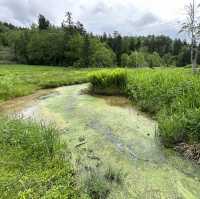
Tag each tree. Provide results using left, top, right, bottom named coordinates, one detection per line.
left=145, top=52, right=162, bottom=68
left=180, top=0, right=200, bottom=73
left=121, top=53, right=129, bottom=67
left=93, top=46, right=115, bottom=67
left=38, top=14, right=50, bottom=30
left=81, top=35, right=93, bottom=67
left=163, top=53, right=174, bottom=67
left=173, top=39, right=183, bottom=55
left=129, top=51, right=145, bottom=68
left=64, top=33, right=83, bottom=66
left=176, top=46, right=191, bottom=67
left=112, top=31, right=123, bottom=66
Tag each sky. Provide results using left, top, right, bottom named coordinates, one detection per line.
left=0, top=0, right=191, bottom=38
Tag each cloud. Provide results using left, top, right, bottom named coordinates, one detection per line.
left=130, top=13, right=160, bottom=28
left=0, top=0, right=187, bottom=37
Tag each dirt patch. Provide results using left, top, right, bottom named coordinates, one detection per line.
left=0, top=89, right=55, bottom=115
left=175, top=143, right=200, bottom=164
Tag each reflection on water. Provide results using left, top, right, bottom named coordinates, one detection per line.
left=2, top=84, right=200, bottom=199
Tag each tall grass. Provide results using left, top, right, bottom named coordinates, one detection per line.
left=0, top=117, right=81, bottom=198
left=89, top=69, right=127, bottom=95
left=127, top=68, right=200, bottom=146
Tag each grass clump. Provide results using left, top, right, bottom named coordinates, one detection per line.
left=89, top=69, right=127, bottom=95
left=104, top=166, right=124, bottom=184
left=126, top=68, right=200, bottom=146
left=0, top=117, right=81, bottom=198
left=83, top=171, right=110, bottom=199
left=82, top=166, right=124, bottom=199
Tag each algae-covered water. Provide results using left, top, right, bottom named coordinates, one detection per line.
left=4, top=84, right=200, bottom=198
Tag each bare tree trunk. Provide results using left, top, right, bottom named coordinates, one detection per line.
left=191, top=45, right=198, bottom=74
left=191, top=0, right=198, bottom=74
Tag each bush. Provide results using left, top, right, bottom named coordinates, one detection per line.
left=89, top=69, right=127, bottom=95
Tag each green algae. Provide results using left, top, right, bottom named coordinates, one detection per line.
left=7, top=84, right=200, bottom=199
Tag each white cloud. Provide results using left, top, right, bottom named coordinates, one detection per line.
left=0, top=0, right=191, bottom=37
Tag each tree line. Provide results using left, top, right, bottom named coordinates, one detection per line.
left=0, top=12, right=195, bottom=67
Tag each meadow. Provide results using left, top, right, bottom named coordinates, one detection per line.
left=1, top=64, right=200, bottom=198
left=0, top=65, right=101, bottom=102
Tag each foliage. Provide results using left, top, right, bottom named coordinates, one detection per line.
left=89, top=69, right=127, bottom=92
left=81, top=35, right=93, bottom=67
left=27, top=31, right=65, bottom=65
left=146, top=52, right=162, bottom=68
left=126, top=68, right=200, bottom=146
left=93, top=45, right=115, bottom=67
left=176, top=46, right=191, bottom=67
left=121, top=53, right=129, bottom=67
left=38, top=14, right=50, bottom=30
left=0, top=117, right=80, bottom=198
left=0, top=11, right=193, bottom=68
left=128, top=51, right=145, bottom=67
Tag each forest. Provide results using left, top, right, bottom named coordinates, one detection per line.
left=0, top=12, right=192, bottom=67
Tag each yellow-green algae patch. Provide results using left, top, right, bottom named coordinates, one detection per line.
left=8, top=84, right=200, bottom=198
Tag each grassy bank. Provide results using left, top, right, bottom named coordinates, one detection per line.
left=90, top=68, right=200, bottom=147
left=0, top=64, right=100, bottom=102
left=0, top=117, right=83, bottom=198
left=126, top=68, right=200, bottom=146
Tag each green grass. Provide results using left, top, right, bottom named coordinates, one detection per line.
left=89, top=69, right=127, bottom=95
left=0, top=64, right=100, bottom=102
left=126, top=68, right=200, bottom=146
left=0, top=117, right=82, bottom=198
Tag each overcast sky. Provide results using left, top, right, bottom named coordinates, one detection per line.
left=0, top=0, right=191, bottom=37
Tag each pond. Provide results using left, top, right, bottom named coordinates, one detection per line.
left=2, top=84, right=200, bottom=199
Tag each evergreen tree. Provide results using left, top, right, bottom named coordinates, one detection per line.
left=38, top=14, right=50, bottom=30
left=81, top=35, right=92, bottom=67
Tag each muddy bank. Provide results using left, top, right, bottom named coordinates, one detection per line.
left=175, top=143, right=200, bottom=164
left=0, top=89, right=57, bottom=115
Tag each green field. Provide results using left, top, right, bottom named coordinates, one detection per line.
left=1, top=64, right=200, bottom=198
left=0, top=64, right=101, bottom=102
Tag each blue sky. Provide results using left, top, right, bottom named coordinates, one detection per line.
left=0, top=0, right=190, bottom=38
